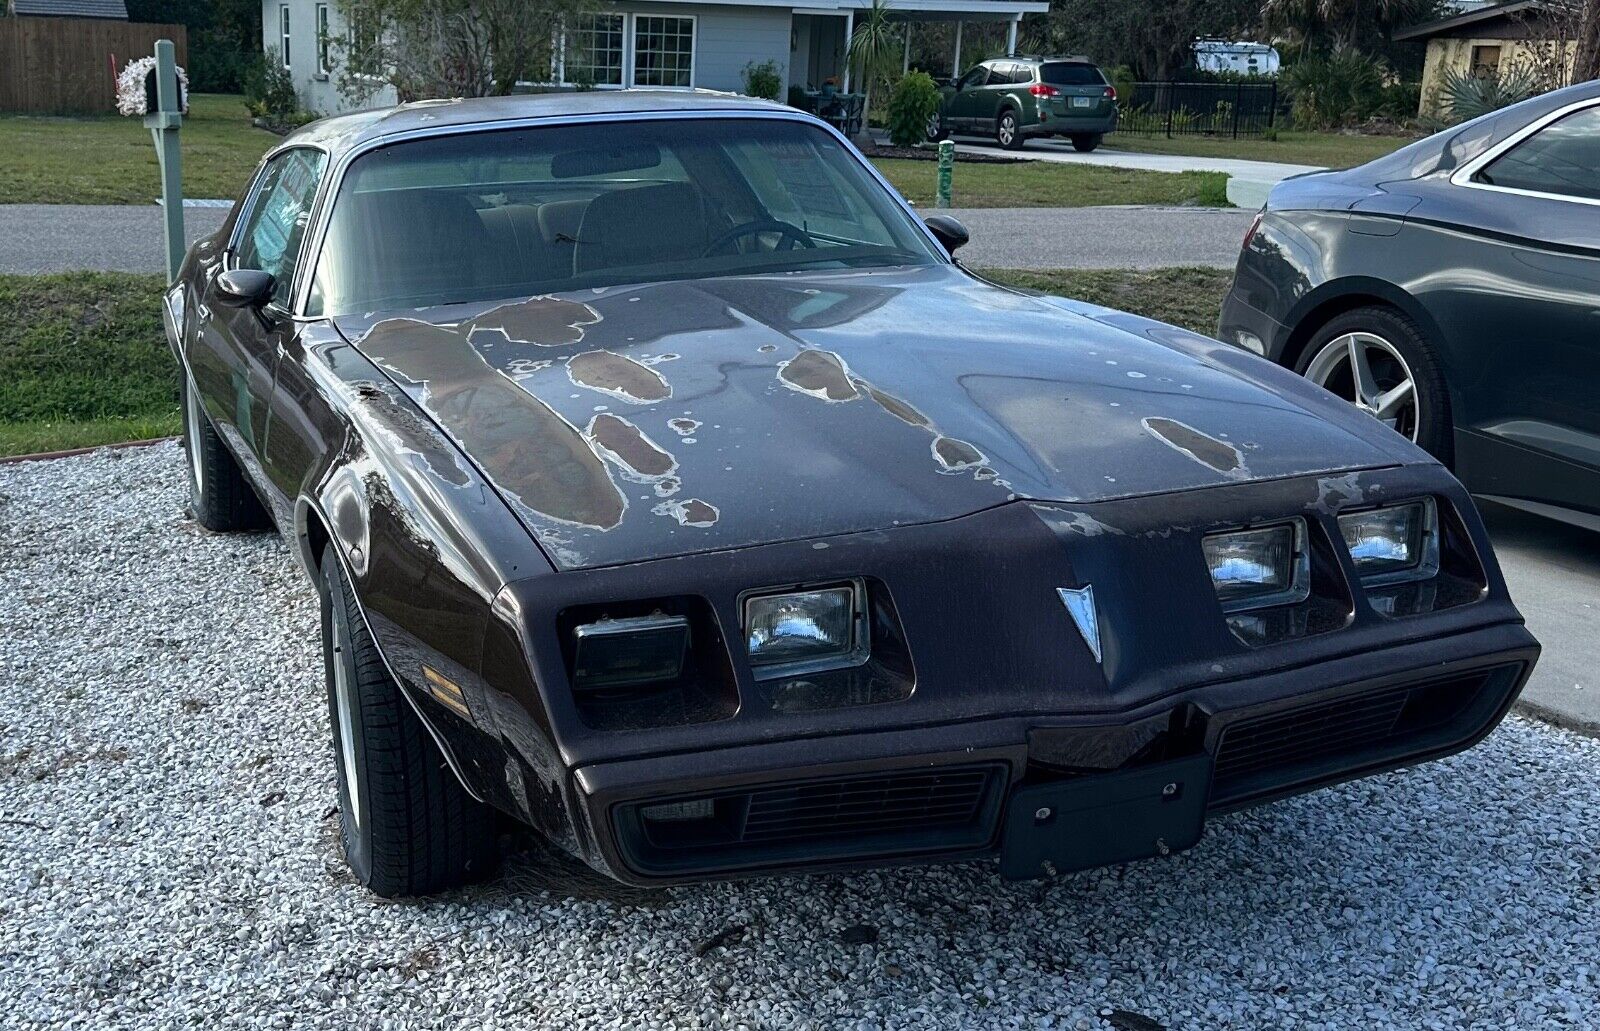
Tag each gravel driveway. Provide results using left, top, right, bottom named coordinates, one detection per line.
left=3, top=443, right=1597, bottom=1030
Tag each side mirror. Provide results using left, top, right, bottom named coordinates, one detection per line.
left=215, top=268, right=276, bottom=309
left=923, top=214, right=969, bottom=256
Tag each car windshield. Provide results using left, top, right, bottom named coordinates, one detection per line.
left=307, top=117, right=942, bottom=315
left=1039, top=63, right=1104, bottom=86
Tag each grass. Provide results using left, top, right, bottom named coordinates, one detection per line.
left=0, top=273, right=177, bottom=458
left=976, top=266, right=1231, bottom=336
left=1101, top=129, right=1414, bottom=170
left=0, top=93, right=276, bottom=205
left=0, top=267, right=1235, bottom=458
left=873, top=159, right=1231, bottom=208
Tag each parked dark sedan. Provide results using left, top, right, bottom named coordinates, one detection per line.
left=1219, top=80, right=1600, bottom=533
left=166, top=91, right=1536, bottom=897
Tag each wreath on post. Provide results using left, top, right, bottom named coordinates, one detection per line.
left=116, top=56, right=190, bottom=116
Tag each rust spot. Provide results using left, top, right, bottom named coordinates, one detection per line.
left=586, top=414, right=676, bottom=480
left=464, top=296, right=600, bottom=346
left=357, top=319, right=626, bottom=529
left=758, top=344, right=778, bottom=354
left=866, top=386, right=930, bottom=428
left=1141, top=417, right=1247, bottom=478
left=569, top=350, right=671, bottom=403
left=653, top=498, right=719, bottom=527
left=778, top=349, right=859, bottom=402
left=668, top=418, right=701, bottom=436
left=932, top=435, right=985, bottom=472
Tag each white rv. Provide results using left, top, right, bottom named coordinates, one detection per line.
left=1192, top=39, right=1281, bottom=77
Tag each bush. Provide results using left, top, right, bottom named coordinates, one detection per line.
left=1107, top=64, right=1137, bottom=107
left=886, top=71, right=941, bottom=147
left=243, top=48, right=301, bottom=119
left=1282, top=50, right=1386, bottom=130
left=741, top=60, right=782, bottom=101
left=1438, top=64, right=1540, bottom=123
left=1376, top=81, right=1422, bottom=120
left=787, top=84, right=809, bottom=109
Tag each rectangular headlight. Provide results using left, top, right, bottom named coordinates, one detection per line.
left=1202, top=520, right=1309, bottom=612
left=1338, top=499, right=1436, bottom=582
left=744, top=582, right=864, bottom=676
left=572, top=613, right=689, bottom=691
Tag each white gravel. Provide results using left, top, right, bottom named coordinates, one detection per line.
left=2, top=441, right=1598, bottom=1030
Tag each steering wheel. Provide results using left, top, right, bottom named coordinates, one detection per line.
left=703, top=219, right=817, bottom=257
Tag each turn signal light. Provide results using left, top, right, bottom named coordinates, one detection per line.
left=572, top=613, right=689, bottom=691
left=1104, top=86, right=1117, bottom=100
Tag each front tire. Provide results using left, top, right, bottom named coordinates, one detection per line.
left=1071, top=133, right=1102, bottom=152
left=996, top=109, right=1025, bottom=150
left=181, top=372, right=270, bottom=532
left=926, top=111, right=948, bottom=143
left=1296, top=306, right=1452, bottom=464
left=321, top=543, right=499, bottom=897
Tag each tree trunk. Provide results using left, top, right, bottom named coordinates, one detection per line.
left=1576, top=0, right=1600, bottom=82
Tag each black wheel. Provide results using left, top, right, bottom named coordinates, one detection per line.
left=996, top=109, right=1025, bottom=150
left=181, top=372, right=270, bottom=532
left=1071, top=133, right=1102, bottom=153
left=1296, top=306, right=1453, bottom=464
left=321, top=543, right=499, bottom=897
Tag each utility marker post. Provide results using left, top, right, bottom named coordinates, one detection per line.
left=936, top=140, right=954, bottom=209
left=144, top=40, right=185, bottom=284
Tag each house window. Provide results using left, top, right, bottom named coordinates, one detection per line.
left=568, top=13, right=625, bottom=87
left=315, top=4, right=331, bottom=76
left=1470, top=45, right=1501, bottom=79
left=347, top=11, right=381, bottom=78
left=279, top=5, right=292, bottom=69
left=632, top=15, right=694, bottom=88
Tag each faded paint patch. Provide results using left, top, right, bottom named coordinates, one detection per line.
left=653, top=498, right=719, bottom=527
left=465, top=295, right=601, bottom=346
left=1315, top=471, right=1374, bottom=513
left=932, top=435, right=985, bottom=473
left=778, top=349, right=860, bottom=402
left=586, top=414, right=677, bottom=481
left=668, top=418, right=701, bottom=436
left=1142, top=417, right=1248, bottom=479
left=358, top=318, right=626, bottom=529
left=865, top=386, right=931, bottom=428
left=568, top=350, right=671, bottom=404
left=654, top=475, right=682, bottom=497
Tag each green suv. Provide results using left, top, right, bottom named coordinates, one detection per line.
left=932, top=56, right=1118, bottom=152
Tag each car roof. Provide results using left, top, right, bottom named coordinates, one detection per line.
left=1001, top=55, right=1094, bottom=65
left=279, top=89, right=793, bottom=159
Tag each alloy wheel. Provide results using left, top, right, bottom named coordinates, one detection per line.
left=1304, top=331, right=1420, bottom=442
left=330, top=625, right=364, bottom=833
left=998, top=113, right=1015, bottom=147
left=926, top=112, right=941, bottom=142
left=184, top=377, right=205, bottom=495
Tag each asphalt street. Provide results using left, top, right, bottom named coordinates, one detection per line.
left=0, top=202, right=1253, bottom=274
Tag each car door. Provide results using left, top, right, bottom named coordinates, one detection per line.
left=188, top=146, right=327, bottom=467
left=949, top=64, right=991, bottom=130
left=971, top=62, right=1012, bottom=129
left=1429, top=98, right=1600, bottom=518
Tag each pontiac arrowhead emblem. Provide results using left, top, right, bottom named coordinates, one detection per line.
left=1057, top=585, right=1101, bottom=663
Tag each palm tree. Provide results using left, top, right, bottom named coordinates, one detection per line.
left=846, top=0, right=901, bottom=144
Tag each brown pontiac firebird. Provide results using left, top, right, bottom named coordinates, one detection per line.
left=165, top=91, right=1538, bottom=896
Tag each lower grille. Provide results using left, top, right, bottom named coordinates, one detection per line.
left=615, top=764, right=1006, bottom=876
left=1211, top=667, right=1513, bottom=805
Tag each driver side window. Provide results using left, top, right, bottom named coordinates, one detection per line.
left=958, top=65, right=989, bottom=90
left=234, top=148, right=327, bottom=306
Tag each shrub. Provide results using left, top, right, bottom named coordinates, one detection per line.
left=243, top=48, right=301, bottom=119
left=1376, top=81, right=1422, bottom=120
left=886, top=71, right=941, bottom=147
left=741, top=60, right=782, bottom=101
left=1438, top=64, right=1540, bottom=123
left=1107, top=64, right=1137, bottom=106
left=1282, top=49, right=1386, bottom=130
left=787, top=84, right=809, bottom=109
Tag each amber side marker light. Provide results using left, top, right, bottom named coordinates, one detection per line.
left=422, top=666, right=471, bottom=718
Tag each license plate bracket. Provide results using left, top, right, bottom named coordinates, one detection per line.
left=1071, top=96, right=1094, bottom=108
left=998, top=755, right=1211, bottom=880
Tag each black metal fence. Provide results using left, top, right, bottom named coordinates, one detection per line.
left=1118, top=81, right=1278, bottom=139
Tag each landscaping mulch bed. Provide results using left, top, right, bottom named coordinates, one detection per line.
left=863, top=142, right=1028, bottom=164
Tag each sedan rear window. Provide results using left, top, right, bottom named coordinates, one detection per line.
left=1039, top=63, right=1105, bottom=86
left=307, top=118, right=941, bottom=316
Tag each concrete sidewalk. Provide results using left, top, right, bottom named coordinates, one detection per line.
left=947, top=136, right=1324, bottom=183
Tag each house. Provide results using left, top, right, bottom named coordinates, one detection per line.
left=262, top=0, right=1046, bottom=115
left=6, top=0, right=128, bottom=16
left=1396, top=0, right=1579, bottom=118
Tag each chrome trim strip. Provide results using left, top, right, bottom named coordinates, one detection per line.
left=1449, top=96, right=1600, bottom=209
left=288, top=105, right=953, bottom=316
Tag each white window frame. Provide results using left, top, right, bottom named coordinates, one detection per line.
left=279, top=5, right=292, bottom=69
left=315, top=3, right=332, bottom=77
left=629, top=13, right=697, bottom=90
left=565, top=12, right=627, bottom=88
left=1450, top=97, right=1600, bottom=209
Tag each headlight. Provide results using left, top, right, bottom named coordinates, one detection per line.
left=572, top=613, right=689, bottom=691
left=1338, top=499, right=1437, bottom=583
left=1201, top=520, right=1309, bottom=612
left=743, top=581, right=866, bottom=677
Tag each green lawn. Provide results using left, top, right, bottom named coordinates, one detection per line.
left=0, top=273, right=178, bottom=457
left=877, top=158, right=1231, bottom=208
left=0, top=93, right=276, bottom=205
left=1101, top=130, right=1414, bottom=170
left=0, top=267, right=1236, bottom=458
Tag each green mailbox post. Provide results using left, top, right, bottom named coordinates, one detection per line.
left=142, top=40, right=185, bottom=285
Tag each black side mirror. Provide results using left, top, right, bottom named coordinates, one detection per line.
left=215, top=268, right=276, bottom=309
left=923, top=214, right=970, bottom=257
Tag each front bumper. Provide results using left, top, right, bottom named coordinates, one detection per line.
left=573, top=622, right=1535, bottom=885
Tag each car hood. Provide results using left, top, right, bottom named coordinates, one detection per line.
left=336, top=264, right=1412, bottom=570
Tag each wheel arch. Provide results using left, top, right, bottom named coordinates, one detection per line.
left=1278, top=277, right=1446, bottom=377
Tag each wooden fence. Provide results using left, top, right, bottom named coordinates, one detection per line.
left=0, top=17, right=188, bottom=115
